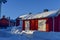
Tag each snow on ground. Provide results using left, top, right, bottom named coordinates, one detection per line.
left=32, top=31, right=60, bottom=40
left=0, top=27, right=60, bottom=40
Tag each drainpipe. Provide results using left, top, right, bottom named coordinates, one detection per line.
left=52, top=17, right=54, bottom=32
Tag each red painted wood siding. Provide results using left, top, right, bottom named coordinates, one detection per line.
left=0, top=18, right=9, bottom=27
left=22, top=18, right=55, bottom=32
left=30, top=19, right=38, bottom=30
left=30, top=19, right=35, bottom=30
left=46, top=18, right=53, bottom=32
left=54, top=17, right=59, bottom=32
left=54, top=14, right=60, bottom=32
left=34, top=19, right=38, bottom=30
left=58, top=15, right=60, bottom=31
left=46, top=18, right=49, bottom=32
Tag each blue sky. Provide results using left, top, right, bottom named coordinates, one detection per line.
left=1, top=0, right=60, bottom=19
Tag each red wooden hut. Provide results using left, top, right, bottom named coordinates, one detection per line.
left=20, top=9, right=60, bottom=32
left=0, top=16, right=9, bottom=28
left=0, top=15, right=20, bottom=28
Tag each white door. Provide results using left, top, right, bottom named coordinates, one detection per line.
left=25, top=21, right=30, bottom=31
left=38, top=20, right=46, bottom=31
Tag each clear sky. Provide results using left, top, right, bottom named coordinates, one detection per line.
left=1, top=0, right=60, bottom=19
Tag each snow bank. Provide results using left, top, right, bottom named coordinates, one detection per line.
left=0, top=29, right=60, bottom=40
left=0, top=30, right=28, bottom=40
left=32, top=31, right=60, bottom=40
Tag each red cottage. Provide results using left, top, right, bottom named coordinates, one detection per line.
left=0, top=16, right=9, bottom=28
left=20, top=9, right=60, bottom=32
left=0, top=15, right=20, bottom=28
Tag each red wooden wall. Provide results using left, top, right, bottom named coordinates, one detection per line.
left=34, top=19, right=38, bottom=30
left=54, top=14, right=60, bottom=32
left=22, top=18, right=50, bottom=32
left=0, top=18, right=9, bottom=27
left=30, top=19, right=35, bottom=30
left=46, top=18, right=53, bottom=32
left=22, top=14, right=60, bottom=32
left=30, top=19, right=38, bottom=30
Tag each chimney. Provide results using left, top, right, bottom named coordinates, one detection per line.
left=29, top=12, right=32, bottom=15
left=43, top=9, right=49, bottom=12
left=2, top=15, right=5, bottom=18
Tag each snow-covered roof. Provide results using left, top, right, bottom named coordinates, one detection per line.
left=19, top=14, right=28, bottom=18
left=19, top=14, right=33, bottom=19
left=30, top=11, right=57, bottom=19
left=19, top=10, right=60, bottom=20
